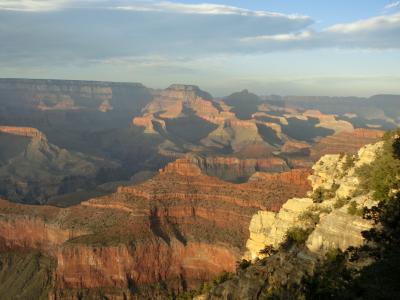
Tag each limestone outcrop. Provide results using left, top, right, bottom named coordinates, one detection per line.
left=246, top=141, right=383, bottom=260
left=306, top=199, right=374, bottom=253
left=245, top=198, right=314, bottom=260
left=309, top=140, right=383, bottom=198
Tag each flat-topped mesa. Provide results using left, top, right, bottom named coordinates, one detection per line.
left=0, top=78, right=145, bottom=92
left=0, top=78, right=150, bottom=113
left=0, top=126, right=47, bottom=140
left=191, top=155, right=289, bottom=179
left=159, top=156, right=203, bottom=176
left=166, top=84, right=213, bottom=101
left=153, top=84, right=219, bottom=117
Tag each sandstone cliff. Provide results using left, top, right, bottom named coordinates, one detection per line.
left=162, top=155, right=290, bottom=182
left=0, top=157, right=310, bottom=299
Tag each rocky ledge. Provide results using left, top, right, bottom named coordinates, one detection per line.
left=246, top=140, right=382, bottom=259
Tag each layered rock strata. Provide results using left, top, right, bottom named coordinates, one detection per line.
left=0, top=158, right=310, bottom=298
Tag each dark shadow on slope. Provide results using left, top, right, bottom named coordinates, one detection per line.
left=282, top=117, right=334, bottom=142
left=150, top=207, right=171, bottom=245
left=163, top=107, right=218, bottom=144
left=336, top=115, right=396, bottom=130
left=223, top=90, right=261, bottom=120
left=256, top=124, right=282, bottom=146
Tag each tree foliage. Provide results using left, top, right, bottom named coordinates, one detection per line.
left=303, top=130, right=400, bottom=299
left=356, top=130, right=400, bottom=201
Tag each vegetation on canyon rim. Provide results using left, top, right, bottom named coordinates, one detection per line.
left=183, top=129, right=400, bottom=299
left=285, top=129, right=400, bottom=299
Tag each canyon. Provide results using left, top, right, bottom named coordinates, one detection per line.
left=0, top=79, right=397, bottom=299
left=0, top=79, right=388, bottom=206
left=0, top=158, right=310, bottom=298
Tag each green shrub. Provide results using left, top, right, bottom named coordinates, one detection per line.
left=342, top=154, right=355, bottom=173
left=318, top=206, right=333, bottom=214
left=393, top=136, right=400, bottom=159
left=286, top=227, right=311, bottom=245
left=325, top=248, right=343, bottom=262
left=347, top=201, right=364, bottom=216
left=299, top=210, right=320, bottom=226
left=356, top=130, right=400, bottom=202
left=236, top=259, right=251, bottom=271
left=195, top=270, right=235, bottom=296
left=259, top=245, right=277, bottom=257
left=311, top=187, right=325, bottom=203
left=312, top=185, right=339, bottom=203
left=334, top=197, right=349, bottom=209
left=175, top=290, right=197, bottom=300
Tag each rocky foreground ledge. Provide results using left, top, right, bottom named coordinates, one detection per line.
left=246, top=141, right=382, bottom=260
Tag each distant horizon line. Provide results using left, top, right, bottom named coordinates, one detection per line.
left=0, top=77, right=398, bottom=99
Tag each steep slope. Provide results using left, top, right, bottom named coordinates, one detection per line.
left=0, top=158, right=310, bottom=299
left=0, top=127, right=117, bottom=204
left=0, top=79, right=153, bottom=162
left=222, top=89, right=261, bottom=120
left=182, top=155, right=289, bottom=182
left=0, top=251, right=54, bottom=300
left=133, top=85, right=279, bottom=161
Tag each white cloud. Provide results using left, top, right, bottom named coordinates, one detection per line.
left=385, top=1, right=400, bottom=10
left=1, top=0, right=400, bottom=71
left=0, top=0, right=309, bottom=21
left=240, top=12, right=400, bottom=51
left=0, top=0, right=67, bottom=11
left=325, top=13, right=400, bottom=33
left=114, top=1, right=308, bottom=19
left=241, top=31, right=312, bottom=42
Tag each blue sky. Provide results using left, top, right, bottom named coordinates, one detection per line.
left=1, top=0, right=400, bottom=96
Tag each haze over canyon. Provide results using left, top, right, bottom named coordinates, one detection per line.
left=0, top=78, right=398, bottom=299
left=1, top=0, right=400, bottom=299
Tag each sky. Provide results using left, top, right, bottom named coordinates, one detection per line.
left=1, top=0, right=400, bottom=96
